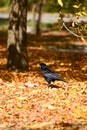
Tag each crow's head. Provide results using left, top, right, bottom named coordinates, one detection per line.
left=40, top=63, right=47, bottom=70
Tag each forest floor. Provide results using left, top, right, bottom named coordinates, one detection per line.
left=0, top=31, right=87, bottom=130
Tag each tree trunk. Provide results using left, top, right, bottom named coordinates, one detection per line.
left=7, top=0, right=29, bottom=72
left=31, top=3, right=37, bottom=34
left=36, top=0, right=44, bottom=34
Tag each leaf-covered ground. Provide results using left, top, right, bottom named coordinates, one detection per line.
left=0, top=31, right=87, bottom=130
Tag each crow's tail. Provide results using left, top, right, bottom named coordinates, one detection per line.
left=58, top=77, right=68, bottom=83
left=62, top=79, right=68, bottom=83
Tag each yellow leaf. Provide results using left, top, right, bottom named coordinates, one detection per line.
left=60, top=63, right=64, bottom=66
left=84, top=107, right=87, bottom=112
left=41, top=103, right=56, bottom=110
left=82, top=11, right=87, bottom=16
left=72, top=21, right=75, bottom=27
left=82, top=65, right=87, bottom=71
left=73, top=4, right=81, bottom=8
left=81, top=36, right=85, bottom=42
left=47, top=105, right=57, bottom=110
left=58, top=0, right=63, bottom=7
left=74, top=107, right=87, bottom=119
left=17, top=101, right=22, bottom=108
left=74, top=107, right=83, bottom=118
left=18, top=96, right=27, bottom=101
left=75, top=12, right=82, bottom=16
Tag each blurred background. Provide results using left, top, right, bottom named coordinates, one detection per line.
left=0, top=0, right=87, bottom=35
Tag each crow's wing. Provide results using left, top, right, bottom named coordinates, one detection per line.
left=42, top=69, right=58, bottom=79
left=42, top=67, right=55, bottom=73
left=42, top=69, right=66, bottom=81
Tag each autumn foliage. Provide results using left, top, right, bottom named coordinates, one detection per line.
left=0, top=31, right=87, bottom=130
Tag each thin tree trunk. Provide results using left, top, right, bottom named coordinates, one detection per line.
left=7, top=0, right=29, bottom=72
left=31, top=3, right=37, bottom=34
left=36, top=0, right=44, bottom=34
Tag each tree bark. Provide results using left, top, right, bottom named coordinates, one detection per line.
left=7, top=0, right=29, bottom=72
left=31, top=3, right=37, bottom=34
left=36, top=0, right=44, bottom=34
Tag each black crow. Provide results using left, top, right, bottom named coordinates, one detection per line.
left=40, top=63, right=67, bottom=85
